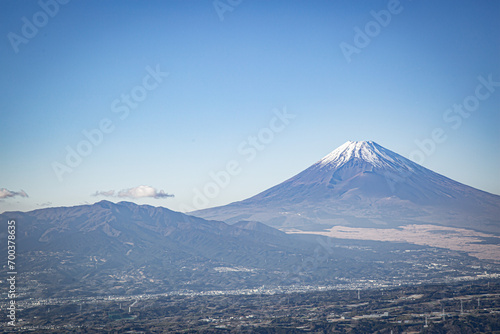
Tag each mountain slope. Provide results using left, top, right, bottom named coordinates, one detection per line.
left=193, top=141, right=500, bottom=234
left=3, top=200, right=302, bottom=263
left=1, top=201, right=325, bottom=297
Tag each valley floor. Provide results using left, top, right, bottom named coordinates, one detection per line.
left=286, top=224, right=500, bottom=262
left=1, top=279, right=499, bottom=333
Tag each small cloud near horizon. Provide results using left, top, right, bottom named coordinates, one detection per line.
left=0, top=188, right=29, bottom=199
left=93, top=185, right=174, bottom=199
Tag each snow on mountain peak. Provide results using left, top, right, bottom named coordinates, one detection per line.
left=318, top=141, right=398, bottom=169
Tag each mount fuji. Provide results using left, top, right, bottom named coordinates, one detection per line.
left=193, top=141, right=500, bottom=235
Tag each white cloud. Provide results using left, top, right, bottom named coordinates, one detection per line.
left=93, top=185, right=174, bottom=199
left=0, top=188, right=28, bottom=199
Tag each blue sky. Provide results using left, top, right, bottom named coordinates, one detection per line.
left=1, top=0, right=499, bottom=213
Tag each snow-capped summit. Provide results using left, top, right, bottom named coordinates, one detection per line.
left=319, top=141, right=398, bottom=169
left=193, top=141, right=500, bottom=234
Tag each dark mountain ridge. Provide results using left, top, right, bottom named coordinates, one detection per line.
left=0, top=200, right=339, bottom=297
